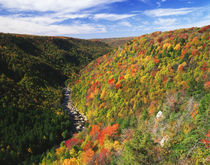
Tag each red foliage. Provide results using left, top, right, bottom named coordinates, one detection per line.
left=83, top=141, right=92, bottom=151
left=200, top=62, right=207, bottom=71
left=138, top=51, right=142, bottom=56
left=65, top=138, right=82, bottom=149
left=108, top=78, right=115, bottom=84
left=157, top=37, right=163, bottom=43
left=198, top=25, right=210, bottom=33
left=170, top=36, right=174, bottom=40
left=98, top=124, right=119, bottom=145
left=178, top=65, right=184, bottom=71
left=205, top=131, right=210, bottom=138
left=96, top=58, right=100, bottom=64
left=162, top=77, right=168, bottom=83
left=180, top=33, right=188, bottom=39
left=200, top=131, right=210, bottom=147
left=154, top=57, right=159, bottom=64
left=75, top=79, right=80, bottom=85
left=200, top=139, right=210, bottom=147
left=131, top=69, right=136, bottom=74
left=119, top=76, right=124, bottom=80
left=207, top=36, right=210, bottom=40
left=97, top=148, right=108, bottom=165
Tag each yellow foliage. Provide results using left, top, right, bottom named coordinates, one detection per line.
left=62, top=158, right=78, bottom=165
left=70, top=148, right=77, bottom=157
left=140, top=76, right=147, bottom=84
left=174, top=43, right=181, bottom=50
left=143, top=97, right=147, bottom=104
left=27, top=147, right=32, bottom=153
left=183, top=123, right=192, bottom=135
left=113, top=141, right=121, bottom=151
left=56, top=147, right=66, bottom=156
left=163, top=43, right=172, bottom=50
left=99, top=102, right=105, bottom=109
left=124, top=73, right=130, bottom=80
left=181, top=61, right=187, bottom=67
left=56, top=111, right=64, bottom=116
left=100, top=90, right=106, bottom=100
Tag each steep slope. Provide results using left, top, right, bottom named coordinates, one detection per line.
left=43, top=25, right=210, bottom=164
left=0, top=33, right=111, bottom=164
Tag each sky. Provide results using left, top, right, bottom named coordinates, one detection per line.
left=0, top=0, right=209, bottom=39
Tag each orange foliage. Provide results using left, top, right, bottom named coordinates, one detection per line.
left=82, top=148, right=94, bottom=163
left=98, top=124, right=119, bottom=145
left=90, top=125, right=100, bottom=137
left=204, top=81, right=210, bottom=90
left=115, top=82, right=121, bottom=90
left=180, top=49, right=187, bottom=59
left=162, top=77, right=168, bottom=83
left=192, top=49, right=199, bottom=56
left=149, top=102, right=156, bottom=116
left=200, top=139, right=210, bottom=147
left=178, top=64, right=184, bottom=71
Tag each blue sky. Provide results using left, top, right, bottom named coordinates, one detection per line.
left=0, top=0, right=209, bottom=39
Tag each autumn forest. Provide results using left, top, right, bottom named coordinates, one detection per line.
left=0, top=25, right=209, bottom=164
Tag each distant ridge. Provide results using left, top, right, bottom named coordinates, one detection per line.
left=90, top=36, right=135, bottom=48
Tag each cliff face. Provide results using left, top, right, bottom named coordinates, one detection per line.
left=42, top=25, right=209, bottom=164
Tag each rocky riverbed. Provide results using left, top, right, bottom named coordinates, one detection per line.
left=62, top=87, right=87, bottom=133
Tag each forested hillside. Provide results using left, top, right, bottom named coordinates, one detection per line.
left=91, top=37, right=135, bottom=48
left=42, top=25, right=210, bottom=164
left=0, top=33, right=111, bottom=164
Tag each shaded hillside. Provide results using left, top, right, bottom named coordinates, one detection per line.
left=43, top=25, right=210, bottom=164
left=0, top=33, right=111, bottom=164
left=91, top=37, right=135, bottom=48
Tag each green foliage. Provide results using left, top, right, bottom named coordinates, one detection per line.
left=0, top=33, right=111, bottom=164
left=121, top=130, right=155, bottom=165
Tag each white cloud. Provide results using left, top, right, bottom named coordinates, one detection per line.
left=93, top=13, right=135, bottom=21
left=153, top=16, right=210, bottom=31
left=0, top=0, right=124, bottom=12
left=2, top=13, right=91, bottom=27
left=119, top=21, right=132, bottom=27
left=161, top=0, right=166, bottom=2
left=0, top=15, right=106, bottom=35
left=154, top=18, right=177, bottom=26
left=144, top=8, right=197, bottom=17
